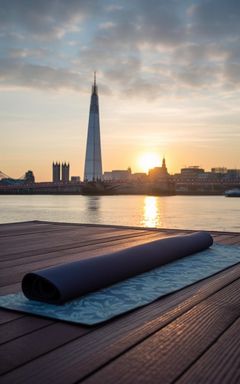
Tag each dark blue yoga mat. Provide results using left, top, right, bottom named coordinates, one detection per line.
left=0, top=243, right=239, bottom=325
left=21, top=232, right=213, bottom=304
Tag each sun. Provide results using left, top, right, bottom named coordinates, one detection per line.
left=138, top=153, right=161, bottom=173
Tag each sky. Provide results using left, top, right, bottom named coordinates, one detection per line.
left=0, top=0, right=240, bottom=181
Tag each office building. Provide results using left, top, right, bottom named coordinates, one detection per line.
left=84, top=73, right=103, bottom=181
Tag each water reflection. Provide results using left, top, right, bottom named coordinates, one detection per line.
left=142, top=196, right=160, bottom=228
left=87, top=196, right=100, bottom=211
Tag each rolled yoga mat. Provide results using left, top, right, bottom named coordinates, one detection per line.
left=22, top=231, right=213, bottom=304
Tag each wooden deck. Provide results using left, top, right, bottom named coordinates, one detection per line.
left=0, top=221, right=239, bottom=384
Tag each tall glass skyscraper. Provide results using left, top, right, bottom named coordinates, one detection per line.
left=84, top=73, right=103, bottom=181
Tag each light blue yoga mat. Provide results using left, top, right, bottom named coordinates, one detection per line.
left=0, top=243, right=239, bottom=325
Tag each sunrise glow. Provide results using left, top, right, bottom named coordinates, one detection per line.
left=138, top=153, right=161, bottom=173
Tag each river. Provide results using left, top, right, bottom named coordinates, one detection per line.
left=0, top=195, right=239, bottom=232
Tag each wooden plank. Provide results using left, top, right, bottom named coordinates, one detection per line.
left=0, top=322, right=92, bottom=376
left=0, top=230, right=165, bottom=267
left=0, top=222, right=86, bottom=237
left=0, top=316, right=53, bottom=345
left=0, top=221, right=45, bottom=231
left=176, top=318, right=240, bottom=384
left=214, top=237, right=240, bottom=245
left=0, top=224, right=87, bottom=238
left=223, top=237, right=240, bottom=245
left=0, top=283, right=21, bottom=295
left=0, top=229, right=154, bottom=262
left=0, top=227, right=151, bottom=258
left=0, top=225, right=144, bottom=246
left=0, top=221, right=120, bottom=233
left=212, top=234, right=239, bottom=243
left=79, top=279, right=240, bottom=384
left=0, top=271, right=239, bottom=383
left=0, top=310, right=24, bottom=325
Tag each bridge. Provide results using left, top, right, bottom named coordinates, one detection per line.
left=0, top=171, right=26, bottom=181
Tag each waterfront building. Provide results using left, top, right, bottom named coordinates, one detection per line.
left=52, top=162, right=61, bottom=182
left=71, top=176, right=81, bottom=182
left=148, top=157, right=169, bottom=180
left=62, top=163, right=70, bottom=183
left=84, top=72, right=103, bottom=181
left=131, top=173, right=148, bottom=182
left=24, top=170, right=35, bottom=183
left=180, top=166, right=204, bottom=177
left=103, top=168, right=132, bottom=181
left=211, top=167, right=228, bottom=174
left=226, top=169, right=240, bottom=179
left=148, top=158, right=174, bottom=195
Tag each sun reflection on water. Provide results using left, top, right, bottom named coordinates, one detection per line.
left=142, top=196, right=161, bottom=228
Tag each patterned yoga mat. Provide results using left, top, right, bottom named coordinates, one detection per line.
left=0, top=243, right=239, bottom=325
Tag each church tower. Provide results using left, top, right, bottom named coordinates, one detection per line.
left=162, top=157, right=167, bottom=172
left=84, top=72, right=103, bottom=181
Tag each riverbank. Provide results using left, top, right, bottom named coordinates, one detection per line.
left=1, top=180, right=239, bottom=195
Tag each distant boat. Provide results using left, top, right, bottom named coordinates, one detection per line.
left=224, top=188, right=240, bottom=197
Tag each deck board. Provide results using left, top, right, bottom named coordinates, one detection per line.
left=0, top=221, right=239, bottom=383
left=176, top=318, right=240, bottom=384
left=80, top=280, right=240, bottom=384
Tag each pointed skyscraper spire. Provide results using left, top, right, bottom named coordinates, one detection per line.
left=94, top=71, right=96, bottom=86
left=84, top=73, right=103, bottom=181
left=92, top=71, right=97, bottom=94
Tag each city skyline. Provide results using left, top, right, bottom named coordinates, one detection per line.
left=1, top=1, right=240, bottom=181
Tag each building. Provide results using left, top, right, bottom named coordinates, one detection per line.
left=180, top=166, right=204, bottom=177
left=71, top=176, right=81, bottom=182
left=84, top=72, right=103, bottom=181
left=148, top=157, right=169, bottom=180
left=131, top=173, right=148, bottom=182
left=103, top=168, right=132, bottom=181
left=148, top=158, right=174, bottom=195
left=211, top=167, right=228, bottom=174
left=62, top=163, right=70, bottom=183
left=52, top=162, right=61, bottom=182
left=24, top=170, right=35, bottom=183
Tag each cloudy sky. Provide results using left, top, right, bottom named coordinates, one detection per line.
left=1, top=0, right=240, bottom=181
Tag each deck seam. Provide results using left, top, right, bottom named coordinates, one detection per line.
left=0, top=321, right=55, bottom=347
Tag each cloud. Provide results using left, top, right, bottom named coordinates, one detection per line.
left=0, top=59, right=82, bottom=90
left=224, top=62, right=240, bottom=85
left=0, top=0, right=239, bottom=97
left=0, top=57, right=113, bottom=95
left=191, top=0, right=240, bottom=40
left=0, top=0, right=102, bottom=39
left=176, top=64, right=220, bottom=88
left=8, top=48, right=49, bottom=59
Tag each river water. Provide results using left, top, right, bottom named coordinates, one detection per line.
left=0, top=195, right=239, bottom=232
